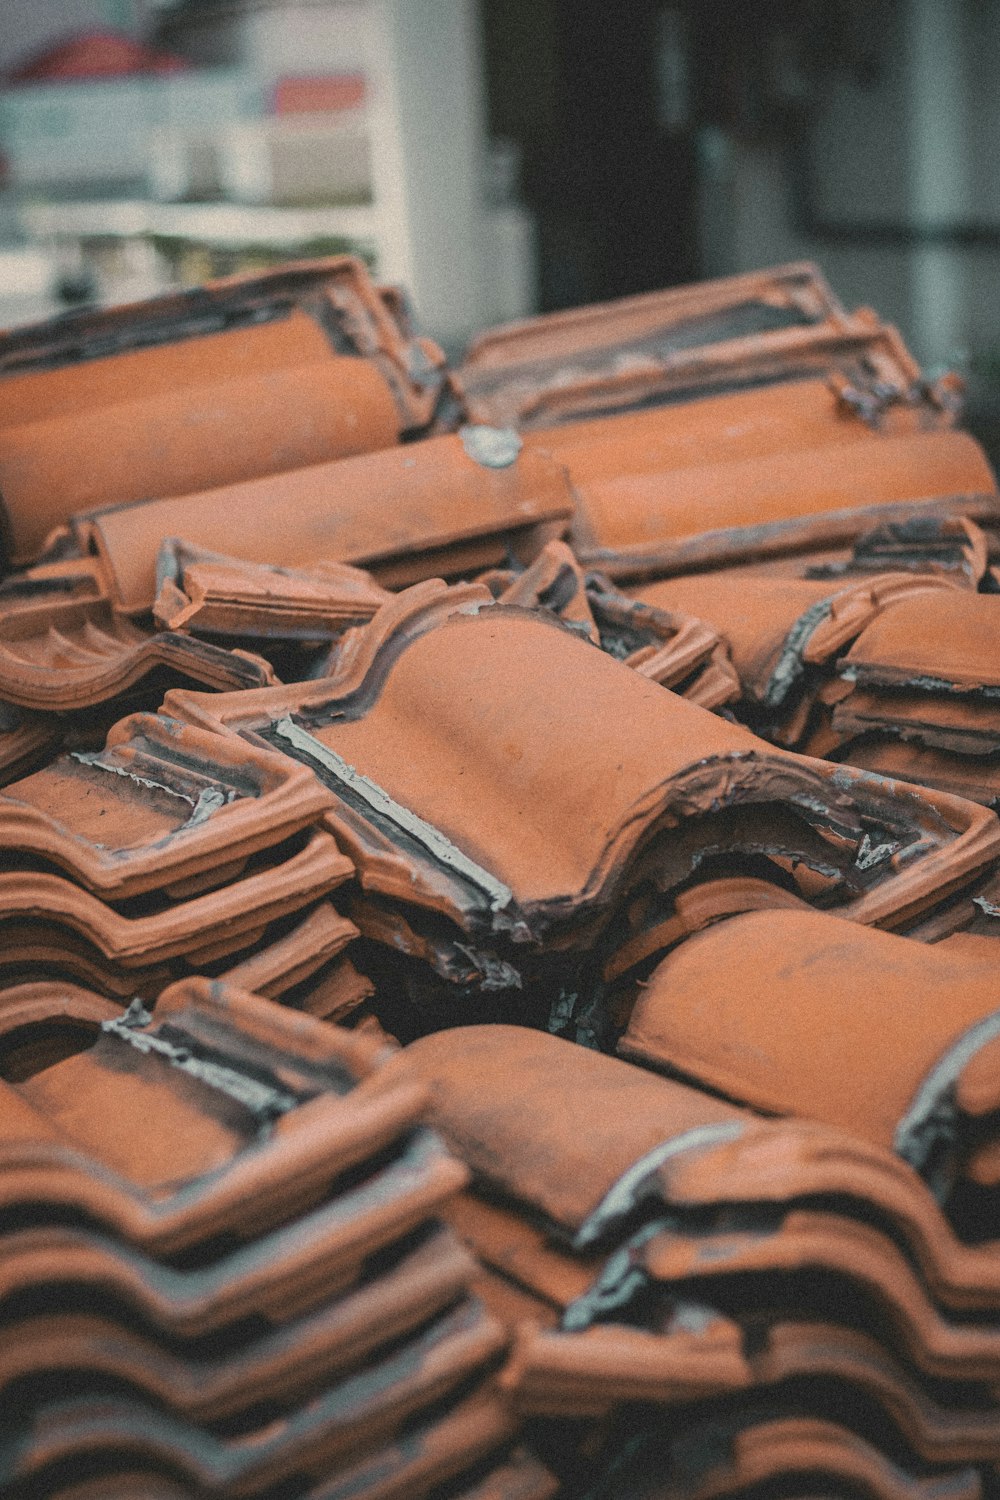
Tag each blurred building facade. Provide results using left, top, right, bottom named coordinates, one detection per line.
left=0, top=0, right=999, bottom=411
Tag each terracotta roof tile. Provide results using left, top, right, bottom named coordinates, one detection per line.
left=459, top=262, right=860, bottom=429
left=152, top=542, right=391, bottom=642
left=307, top=1389, right=541, bottom=1500
left=163, top=586, right=1000, bottom=963
left=619, top=909, right=1000, bottom=1194
left=488, top=541, right=739, bottom=708
left=0, top=1300, right=506, bottom=1495
left=0, top=711, right=334, bottom=897
left=75, top=433, right=574, bottom=615
left=5, top=257, right=1000, bottom=1492
left=0, top=979, right=527, bottom=1496
left=0, top=827, right=350, bottom=967
left=0, top=595, right=277, bottom=711
left=577, top=1413, right=981, bottom=1500
left=405, top=1023, right=1000, bottom=1492
left=0, top=258, right=450, bottom=567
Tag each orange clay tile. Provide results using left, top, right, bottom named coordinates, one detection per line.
left=164, top=583, right=1000, bottom=936
left=582, top=574, right=740, bottom=706
left=0, top=710, right=335, bottom=897
left=649, top=521, right=1000, bottom=592
left=832, top=688, right=1000, bottom=758
left=839, top=589, right=1000, bottom=692
left=599, top=504, right=1000, bottom=597
left=406, top=1023, right=750, bottom=1235
left=816, top=592, right=1000, bottom=791
left=0, top=1300, right=506, bottom=1498
left=606, top=1210, right=1000, bottom=1384
left=0, top=595, right=277, bottom=711
left=0, top=699, right=61, bottom=785
left=503, top=1317, right=748, bottom=1421
left=0, top=981, right=453, bottom=1258
left=0, top=257, right=449, bottom=566
left=307, top=1389, right=528, bottom=1500
left=643, top=1126, right=1000, bottom=1318
left=0, top=1138, right=467, bottom=1338
left=9, top=977, right=411, bottom=1190
left=284, top=952, right=375, bottom=1026
left=444, top=1190, right=598, bottom=1312
left=635, top=1136, right=1000, bottom=1322
left=813, top=515, right=991, bottom=588
left=507, top=1317, right=1000, bottom=1465
left=703, top=1419, right=979, bottom=1500
left=51, top=1402, right=528, bottom=1500
left=0, top=980, right=121, bottom=1081
left=890, top=864, right=1000, bottom=946
left=0, top=258, right=442, bottom=399
left=462, top=261, right=843, bottom=365
left=516, top=375, right=996, bottom=581
left=0, top=920, right=176, bottom=998
left=593, top=1415, right=979, bottom=1500
left=812, top=739, right=1000, bottom=808
left=633, top=570, right=960, bottom=719
left=536, top=364, right=956, bottom=487
left=487, top=1248, right=1000, bottom=1477
left=619, top=908, right=1000, bottom=1182
left=601, top=874, right=812, bottom=985
left=219, top=901, right=358, bottom=1000
left=0, top=901, right=359, bottom=1005
left=495, top=538, right=600, bottom=639
left=750, top=1321, right=1000, bottom=1466
left=492, top=541, right=739, bottom=708
left=0, top=1227, right=474, bottom=1425
left=75, top=431, right=574, bottom=615
left=152, top=541, right=391, bottom=641
left=501, top=1318, right=748, bottom=1418
left=0, top=551, right=108, bottom=613
left=406, top=1024, right=1000, bottom=1318
left=458, top=264, right=932, bottom=430
left=349, top=1011, right=401, bottom=1052
left=0, top=827, right=351, bottom=967
left=567, top=426, right=997, bottom=581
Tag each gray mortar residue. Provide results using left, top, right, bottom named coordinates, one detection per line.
left=103, top=1000, right=298, bottom=1119
left=273, top=716, right=513, bottom=913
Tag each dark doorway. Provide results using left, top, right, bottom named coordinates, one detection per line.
left=481, top=0, right=700, bottom=312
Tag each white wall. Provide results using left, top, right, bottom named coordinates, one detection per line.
left=0, top=1, right=160, bottom=72
left=705, top=0, right=1000, bottom=369
left=717, top=138, right=914, bottom=340
left=159, top=0, right=492, bottom=344
left=960, top=0, right=1000, bottom=359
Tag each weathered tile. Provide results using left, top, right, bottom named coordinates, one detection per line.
left=0, top=257, right=450, bottom=566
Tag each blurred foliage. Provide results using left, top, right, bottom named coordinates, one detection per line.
left=145, top=232, right=376, bottom=280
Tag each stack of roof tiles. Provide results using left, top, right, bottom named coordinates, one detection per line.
left=631, top=524, right=1000, bottom=806
left=0, top=976, right=551, bottom=1498
left=409, top=1024, right=1000, bottom=1500
left=0, top=709, right=365, bottom=1012
left=156, top=577, right=998, bottom=1046
left=619, top=910, right=1000, bottom=1223
left=2, top=253, right=1000, bottom=1497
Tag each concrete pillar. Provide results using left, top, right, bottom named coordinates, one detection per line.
left=366, top=0, right=487, bottom=348
left=906, top=0, right=969, bottom=366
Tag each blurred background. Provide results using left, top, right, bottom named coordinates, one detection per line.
left=1, top=0, right=999, bottom=453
